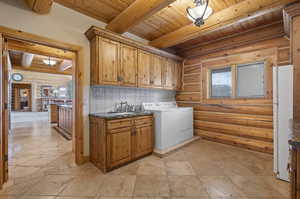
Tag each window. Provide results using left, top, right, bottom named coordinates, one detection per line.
left=210, top=67, right=232, bottom=98
left=208, top=61, right=266, bottom=99
left=237, top=62, right=265, bottom=98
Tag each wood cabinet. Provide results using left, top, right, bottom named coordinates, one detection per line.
left=108, top=127, right=132, bottom=167
left=138, top=50, right=152, bottom=88
left=120, top=44, right=138, bottom=87
left=163, top=59, right=181, bottom=90
left=57, top=105, right=73, bottom=138
left=89, top=115, right=153, bottom=172
left=289, top=142, right=300, bottom=199
left=135, top=123, right=153, bottom=158
left=91, top=37, right=138, bottom=87
left=100, top=38, right=120, bottom=85
left=151, top=55, right=163, bottom=88
left=86, top=26, right=182, bottom=90
left=48, top=104, right=58, bottom=123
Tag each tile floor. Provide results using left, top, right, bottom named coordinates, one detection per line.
left=1, top=112, right=289, bottom=199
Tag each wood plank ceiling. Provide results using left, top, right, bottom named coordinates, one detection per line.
left=54, top=0, right=136, bottom=23
left=129, top=0, right=245, bottom=40
left=53, top=0, right=296, bottom=54
left=9, top=50, right=73, bottom=75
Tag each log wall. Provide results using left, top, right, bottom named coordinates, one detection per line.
left=177, top=35, right=290, bottom=154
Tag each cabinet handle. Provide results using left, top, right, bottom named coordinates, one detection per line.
left=117, top=76, right=124, bottom=82
left=131, top=127, right=136, bottom=136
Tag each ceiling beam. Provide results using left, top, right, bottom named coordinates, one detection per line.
left=21, top=52, right=34, bottom=67
left=7, top=39, right=74, bottom=60
left=150, top=0, right=297, bottom=49
left=13, top=64, right=72, bottom=75
left=24, top=0, right=53, bottom=14
left=57, top=60, right=72, bottom=72
left=106, top=0, right=176, bottom=34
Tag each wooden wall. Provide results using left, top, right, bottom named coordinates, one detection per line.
left=176, top=27, right=290, bottom=154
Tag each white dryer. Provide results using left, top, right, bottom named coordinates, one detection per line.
left=143, top=102, right=194, bottom=155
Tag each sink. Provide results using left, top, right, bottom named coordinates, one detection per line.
left=107, top=112, right=136, bottom=116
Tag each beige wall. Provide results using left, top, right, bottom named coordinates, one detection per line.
left=0, top=0, right=148, bottom=156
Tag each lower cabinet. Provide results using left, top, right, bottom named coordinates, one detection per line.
left=290, top=144, right=300, bottom=199
left=90, top=115, right=153, bottom=172
left=108, top=127, right=133, bottom=168
left=135, top=125, right=153, bottom=158
left=57, top=105, right=73, bottom=137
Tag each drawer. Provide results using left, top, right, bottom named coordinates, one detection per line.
left=107, top=119, right=132, bottom=130
left=134, top=116, right=152, bottom=126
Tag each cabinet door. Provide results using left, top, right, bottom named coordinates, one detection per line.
left=138, top=50, right=151, bottom=88
left=107, top=127, right=132, bottom=168
left=120, top=45, right=137, bottom=87
left=135, top=125, right=153, bottom=158
left=173, top=61, right=182, bottom=90
left=100, top=38, right=120, bottom=85
left=151, top=55, right=163, bottom=88
left=164, top=59, right=174, bottom=89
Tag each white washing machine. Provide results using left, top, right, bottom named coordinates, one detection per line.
left=143, top=102, right=194, bottom=155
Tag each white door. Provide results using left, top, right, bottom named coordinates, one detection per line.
left=274, top=65, right=293, bottom=182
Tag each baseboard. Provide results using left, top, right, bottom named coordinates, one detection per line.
left=153, top=136, right=200, bottom=157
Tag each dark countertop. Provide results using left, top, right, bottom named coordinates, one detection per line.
left=89, top=111, right=153, bottom=120
left=289, top=127, right=300, bottom=148
left=289, top=135, right=300, bottom=148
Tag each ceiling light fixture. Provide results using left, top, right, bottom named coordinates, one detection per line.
left=43, top=57, right=57, bottom=66
left=187, top=0, right=213, bottom=27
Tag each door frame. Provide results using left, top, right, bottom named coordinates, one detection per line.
left=0, top=26, right=86, bottom=183
left=11, top=83, right=32, bottom=112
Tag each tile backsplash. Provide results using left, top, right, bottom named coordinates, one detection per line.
left=90, top=86, right=176, bottom=113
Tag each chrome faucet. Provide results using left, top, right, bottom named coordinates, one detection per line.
left=112, top=101, right=143, bottom=113
left=120, top=101, right=128, bottom=112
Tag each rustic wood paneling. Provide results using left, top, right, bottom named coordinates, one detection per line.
left=178, top=103, right=273, bottom=115
left=177, top=21, right=285, bottom=58
left=55, top=0, right=135, bottom=23
left=183, top=74, right=201, bottom=84
left=194, top=111, right=273, bottom=129
left=175, top=35, right=291, bottom=153
left=176, top=92, right=201, bottom=102
left=277, top=47, right=291, bottom=66
left=195, top=129, right=273, bottom=154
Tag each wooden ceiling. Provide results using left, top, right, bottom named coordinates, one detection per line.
left=31, top=0, right=297, bottom=55
left=129, top=0, right=245, bottom=40
left=172, top=7, right=284, bottom=53
left=8, top=49, right=73, bottom=75
left=54, top=0, right=136, bottom=23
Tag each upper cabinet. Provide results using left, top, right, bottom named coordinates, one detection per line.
left=138, top=50, right=152, bottom=88
left=120, top=44, right=138, bottom=87
left=151, top=55, right=163, bottom=88
left=101, top=38, right=120, bottom=85
left=163, top=59, right=181, bottom=90
left=86, top=26, right=183, bottom=91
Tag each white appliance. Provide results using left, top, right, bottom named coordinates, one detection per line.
left=143, top=102, right=194, bottom=154
left=273, top=65, right=293, bottom=182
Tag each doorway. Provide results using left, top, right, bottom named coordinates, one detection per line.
left=0, top=27, right=85, bottom=188
left=11, top=83, right=32, bottom=112
left=7, top=39, right=75, bottom=186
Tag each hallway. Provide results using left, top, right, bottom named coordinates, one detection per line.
left=8, top=112, right=73, bottom=186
